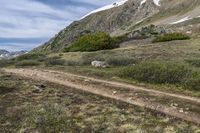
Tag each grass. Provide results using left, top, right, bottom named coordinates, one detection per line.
left=15, top=60, right=40, bottom=67
left=152, top=33, right=190, bottom=43
left=0, top=70, right=200, bottom=132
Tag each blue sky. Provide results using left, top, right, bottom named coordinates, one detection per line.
left=0, top=0, right=116, bottom=51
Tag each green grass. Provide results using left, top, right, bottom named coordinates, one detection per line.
left=15, top=60, right=40, bottom=67
left=152, top=33, right=190, bottom=43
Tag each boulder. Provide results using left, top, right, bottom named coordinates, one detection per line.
left=91, top=61, right=108, bottom=68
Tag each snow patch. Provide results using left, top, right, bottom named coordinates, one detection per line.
left=140, top=0, right=147, bottom=6
left=170, top=17, right=190, bottom=24
left=153, top=0, right=161, bottom=6
left=81, top=0, right=128, bottom=19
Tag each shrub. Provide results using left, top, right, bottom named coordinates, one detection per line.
left=183, top=72, right=200, bottom=91
left=80, top=53, right=105, bottom=65
left=16, top=53, right=46, bottom=61
left=45, top=57, right=65, bottom=66
left=186, top=59, right=200, bottom=67
left=65, top=60, right=79, bottom=66
left=152, top=32, right=190, bottom=43
left=119, top=62, right=191, bottom=84
left=65, top=32, right=119, bottom=52
left=15, top=60, right=40, bottom=66
left=106, top=57, right=136, bottom=66
left=0, top=59, right=15, bottom=67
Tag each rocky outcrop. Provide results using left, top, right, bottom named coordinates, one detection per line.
left=91, top=61, right=109, bottom=68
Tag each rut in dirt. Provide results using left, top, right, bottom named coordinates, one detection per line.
left=3, top=68, right=200, bottom=125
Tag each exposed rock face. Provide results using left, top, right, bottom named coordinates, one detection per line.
left=32, top=0, right=200, bottom=53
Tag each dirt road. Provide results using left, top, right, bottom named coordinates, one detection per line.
left=3, top=68, right=200, bottom=124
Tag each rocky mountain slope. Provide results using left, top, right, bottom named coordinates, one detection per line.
left=0, top=50, right=27, bottom=60
left=32, top=0, right=200, bottom=53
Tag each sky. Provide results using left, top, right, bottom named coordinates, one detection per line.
left=0, top=0, right=117, bottom=51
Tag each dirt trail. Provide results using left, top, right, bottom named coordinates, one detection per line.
left=3, top=68, right=200, bottom=124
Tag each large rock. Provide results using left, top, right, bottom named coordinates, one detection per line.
left=91, top=61, right=108, bottom=68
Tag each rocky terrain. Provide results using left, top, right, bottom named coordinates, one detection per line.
left=32, top=0, right=200, bottom=53
left=0, top=50, right=27, bottom=60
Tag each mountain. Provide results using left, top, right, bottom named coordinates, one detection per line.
left=32, top=0, right=200, bottom=53
left=0, top=50, right=27, bottom=60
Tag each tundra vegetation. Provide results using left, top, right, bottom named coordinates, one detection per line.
left=0, top=70, right=200, bottom=132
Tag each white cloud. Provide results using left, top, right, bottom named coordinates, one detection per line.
left=0, top=0, right=118, bottom=50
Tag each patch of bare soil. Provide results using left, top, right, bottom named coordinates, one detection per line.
left=4, top=68, right=200, bottom=124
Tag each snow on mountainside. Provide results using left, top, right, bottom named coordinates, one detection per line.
left=153, top=0, right=161, bottom=6
left=140, top=0, right=160, bottom=6
left=0, top=50, right=27, bottom=60
left=81, top=0, right=128, bottom=19
left=82, top=0, right=161, bottom=19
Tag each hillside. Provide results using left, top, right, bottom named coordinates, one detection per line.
left=32, top=0, right=200, bottom=53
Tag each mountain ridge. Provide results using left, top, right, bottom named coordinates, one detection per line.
left=32, top=0, right=200, bottom=53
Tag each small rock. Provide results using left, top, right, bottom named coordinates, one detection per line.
left=91, top=61, right=109, bottom=68
left=112, top=91, right=117, bottom=95
left=84, top=79, right=90, bottom=82
left=185, top=107, right=189, bottom=111
left=174, top=103, right=178, bottom=107
left=185, top=112, right=189, bottom=114
left=179, top=108, right=184, bottom=113
left=32, top=85, right=45, bottom=93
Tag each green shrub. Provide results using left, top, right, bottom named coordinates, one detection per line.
left=16, top=53, right=46, bottom=61
left=183, top=72, right=200, bottom=91
left=119, top=62, right=191, bottom=84
left=45, top=57, right=65, bottom=66
left=186, top=59, right=200, bottom=67
left=65, top=32, right=119, bottom=52
left=106, top=57, right=136, bottom=66
left=65, top=60, right=80, bottom=66
left=0, top=59, right=15, bottom=67
left=15, top=60, right=40, bottom=66
left=80, top=53, right=105, bottom=65
left=152, top=32, right=190, bottom=43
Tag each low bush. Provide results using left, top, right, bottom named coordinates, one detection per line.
left=80, top=53, right=105, bottom=65
left=16, top=53, right=46, bottom=61
left=45, top=57, right=65, bottom=66
left=186, top=59, right=200, bottom=67
left=183, top=72, right=200, bottom=91
left=106, top=57, right=136, bottom=66
left=152, top=32, right=190, bottom=43
left=65, top=32, right=119, bottom=52
left=119, top=62, right=191, bottom=84
left=0, top=59, right=15, bottom=67
left=15, top=60, right=40, bottom=66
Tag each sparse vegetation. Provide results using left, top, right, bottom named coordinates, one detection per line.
left=16, top=53, right=46, bottom=61
left=64, top=32, right=119, bottom=52
left=152, top=32, right=190, bottom=43
left=184, top=72, right=200, bottom=91
left=186, top=59, right=200, bottom=67
left=15, top=60, right=40, bottom=67
left=105, top=56, right=136, bottom=66
left=0, top=59, right=15, bottom=67
left=1, top=71, right=199, bottom=132
left=45, top=56, right=65, bottom=66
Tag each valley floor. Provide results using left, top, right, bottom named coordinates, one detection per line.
left=1, top=68, right=200, bottom=132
